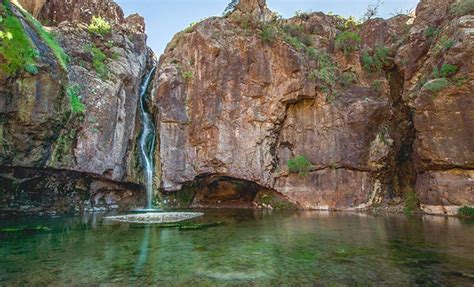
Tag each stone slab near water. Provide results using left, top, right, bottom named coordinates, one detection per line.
left=105, top=212, right=204, bottom=224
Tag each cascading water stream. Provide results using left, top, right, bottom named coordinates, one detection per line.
left=138, top=65, right=157, bottom=209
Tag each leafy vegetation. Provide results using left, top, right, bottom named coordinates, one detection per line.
left=423, top=78, right=449, bottom=92
left=260, top=23, right=279, bottom=43
left=288, top=155, right=312, bottom=177
left=451, top=0, right=474, bottom=16
left=335, top=31, right=361, bottom=55
left=439, top=63, right=457, bottom=78
left=361, top=46, right=389, bottom=73
left=458, top=206, right=474, bottom=220
left=182, top=71, right=193, bottom=80
left=434, top=36, right=455, bottom=54
left=424, top=26, right=440, bottom=40
left=18, top=7, right=69, bottom=70
left=88, top=16, right=111, bottom=36
left=338, top=71, right=357, bottom=87
left=0, top=3, right=38, bottom=75
left=85, top=44, right=108, bottom=79
left=66, top=84, right=85, bottom=113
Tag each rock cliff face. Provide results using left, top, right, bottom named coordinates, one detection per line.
left=153, top=0, right=473, bottom=213
left=0, top=0, right=151, bottom=214
left=1, top=0, right=472, bottom=215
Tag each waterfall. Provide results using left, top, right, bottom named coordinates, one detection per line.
left=139, top=66, right=157, bottom=209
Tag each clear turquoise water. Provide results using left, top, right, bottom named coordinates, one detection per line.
left=1, top=210, right=474, bottom=286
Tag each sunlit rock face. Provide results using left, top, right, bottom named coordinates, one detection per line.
left=154, top=0, right=473, bottom=212
left=153, top=0, right=416, bottom=210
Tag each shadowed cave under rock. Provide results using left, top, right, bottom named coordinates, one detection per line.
left=165, top=174, right=296, bottom=209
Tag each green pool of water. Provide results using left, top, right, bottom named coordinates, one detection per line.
left=1, top=210, right=473, bottom=286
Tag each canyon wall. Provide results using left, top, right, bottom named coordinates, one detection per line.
left=0, top=0, right=150, bottom=214
left=153, top=0, right=473, bottom=214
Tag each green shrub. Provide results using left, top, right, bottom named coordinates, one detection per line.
left=19, top=7, right=69, bottom=70
left=458, top=206, right=474, bottom=219
left=434, top=36, right=455, bottom=53
left=335, top=31, right=361, bottom=55
left=66, top=84, right=85, bottom=113
left=85, top=45, right=108, bottom=78
left=261, top=23, right=279, bottom=43
left=361, top=46, right=389, bottom=73
left=423, top=78, right=449, bottom=92
left=282, top=24, right=312, bottom=49
left=0, top=7, right=38, bottom=75
left=424, top=26, right=440, bottom=39
left=372, top=80, right=384, bottom=95
left=283, top=34, right=305, bottom=51
left=182, top=71, right=193, bottom=79
left=338, top=71, right=357, bottom=87
left=403, top=188, right=418, bottom=216
left=440, top=63, right=457, bottom=78
left=88, top=16, right=111, bottom=36
left=451, top=0, right=474, bottom=16
left=287, top=155, right=312, bottom=177
left=309, top=66, right=337, bottom=87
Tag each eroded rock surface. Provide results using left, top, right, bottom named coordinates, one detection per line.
left=0, top=0, right=151, bottom=213
left=154, top=0, right=473, bottom=213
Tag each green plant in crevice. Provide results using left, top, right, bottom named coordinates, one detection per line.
left=439, top=63, right=457, bottom=78
left=260, top=23, right=279, bottom=44
left=424, top=26, right=440, bottom=40
left=84, top=44, right=108, bottom=79
left=66, top=84, right=85, bottom=113
left=434, top=36, right=455, bottom=54
left=182, top=70, right=193, bottom=80
left=423, top=78, right=449, bottom=92
left=425, top=63, right=457, bottom=93
left=287, top=155, right=312, bottom=177
left=335, top=31, right=361, bottom=55
left=458, top=206, right=474, bottom=220
left=361, top=46, right=389, bottom=73
left=88, top=16, right=111, bottom=36
left=338, top=71, right=357, bottom=87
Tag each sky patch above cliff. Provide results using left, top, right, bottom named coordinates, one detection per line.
left=116, top=0, right=419, bottom=55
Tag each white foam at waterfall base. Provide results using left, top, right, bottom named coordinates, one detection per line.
left=105, top=212, right=204, bottom=224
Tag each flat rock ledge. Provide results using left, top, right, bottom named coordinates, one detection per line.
left=105, top=212, right=204, bottom=224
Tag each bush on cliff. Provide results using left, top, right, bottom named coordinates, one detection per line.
left=451, top=0, right=474, bottom=17
left=88, top=16, right=111, bottom=36
left=335, top=31, right=361, bottom=55
left=288, top=155, right=312, bottom=177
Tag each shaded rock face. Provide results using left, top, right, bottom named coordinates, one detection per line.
left=164, top=174, right=296, bottom=209
left=154, top=0, right=473, bottom=213
left=0, top=0, right=151, bottom=214
left=0, top=166, right=144, bottom=216
left=395, top=0, right=474, bottom=214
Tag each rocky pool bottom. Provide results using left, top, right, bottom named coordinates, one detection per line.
left=1, top=210, right=473, bottom=286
